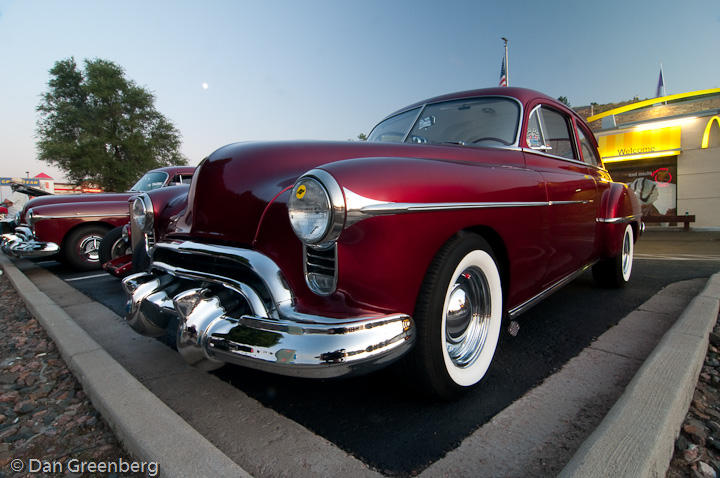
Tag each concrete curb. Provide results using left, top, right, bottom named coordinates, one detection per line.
left=0, top=255, right=252, bottom=478
left=560, top=272, right=720, bottom=478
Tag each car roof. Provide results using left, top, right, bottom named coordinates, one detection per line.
left=380, top=87, right=587, bottom=130
left=149, top=165, right=196, bottom=174
left=384, top=87, right=559, bottom=117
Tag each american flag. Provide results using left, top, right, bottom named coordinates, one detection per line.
left=499, top=56, right=507, bottom=87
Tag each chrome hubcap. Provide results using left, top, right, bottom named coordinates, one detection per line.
left=79, top=235, right=102, bottom=262
left=444, top=267, right=492, bottom=368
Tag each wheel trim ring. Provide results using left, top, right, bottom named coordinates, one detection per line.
left=621, top=225, right=634, bottom=281
left=440, top=249, right=503, bottom=387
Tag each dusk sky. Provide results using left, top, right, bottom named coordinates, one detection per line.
left=1, top=0, right=718, bottom=182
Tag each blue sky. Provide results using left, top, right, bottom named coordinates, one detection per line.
left=1, top=0, right=718, bottom=181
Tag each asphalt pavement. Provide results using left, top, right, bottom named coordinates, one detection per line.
left=2, top=229, right=720, bottom=477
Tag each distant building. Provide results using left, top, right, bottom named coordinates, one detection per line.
left=0, top=173, right=104, bottom=199
left=576, top=88, right=720, bottom=229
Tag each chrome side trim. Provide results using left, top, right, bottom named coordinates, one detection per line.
left=343, top=188, right=588, bottom=226
left=508, top=262, right=596, bottom=318
left=32, top=212, right=128, bottom=221
left=596, top=215, right=641, bottom=224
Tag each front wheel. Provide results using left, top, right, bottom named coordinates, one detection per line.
left=63, top=225, right=110, bottom=271
left=98, top=226, right=130, bottom=266
left=592, top=223, right=634, bottom=288
left=411, top=233, right=503, bottom=399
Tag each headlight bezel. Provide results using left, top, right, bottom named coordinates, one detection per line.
left=288, top=169, right=345, bottom=245
left=131, top=195, right=154, bottom=234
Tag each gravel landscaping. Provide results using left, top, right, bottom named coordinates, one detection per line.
left=0, top=271, right=143, bottom=477
left=667, top=316, right=720, bottom=478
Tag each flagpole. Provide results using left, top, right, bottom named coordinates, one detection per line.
left=502, top=37, right=509, bottom=87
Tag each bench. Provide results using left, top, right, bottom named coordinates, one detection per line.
left=642, top=215, right=696, bottom=231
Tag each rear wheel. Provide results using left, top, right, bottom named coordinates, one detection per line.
left=592, top=223, right=634, bottom=288
left=98, top=226, right=130, bottom=266
left=411, top=233, right=503, bottom=399
left=63, top=225, right=109, bottom=271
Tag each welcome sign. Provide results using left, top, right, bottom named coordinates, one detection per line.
left=598, top=126, right=681, bottom=162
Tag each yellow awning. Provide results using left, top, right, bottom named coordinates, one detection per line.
left=598, top=125, right=681, bottom=162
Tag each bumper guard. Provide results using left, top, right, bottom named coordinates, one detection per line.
left=121, top=241, right=415, bottom=378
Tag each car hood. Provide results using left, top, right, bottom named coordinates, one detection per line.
left=173, top=140, right=514, bottom=245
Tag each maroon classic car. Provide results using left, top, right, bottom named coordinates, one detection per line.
left=2, top=166, right=195, bottom=270
left=122, top=88, right=642, bottom=398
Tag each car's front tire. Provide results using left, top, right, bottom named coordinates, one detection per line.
left=411, top=233, right=503, bottom=399
left=592, top=223, right=634, bottom=288
left=63, top=225, right=110, bottom=271
left=98, top=226, right=130, bottom=266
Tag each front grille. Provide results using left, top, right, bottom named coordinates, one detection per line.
left=152, top=245, right=273, bottom=307
left=304, top=244, right=337, bottom=295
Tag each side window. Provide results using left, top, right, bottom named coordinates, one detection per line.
left=576, top=125, right=601, bottom=167
left=180, top=174, right=193, bottom=184
left=526, top=109, right=546, bottom=148
left=538, top=108, right=576, bottom=160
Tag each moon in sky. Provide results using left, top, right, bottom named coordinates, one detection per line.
left=202, top=82, right=209, bottom=90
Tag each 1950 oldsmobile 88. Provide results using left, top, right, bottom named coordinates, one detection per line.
left=2, top=166, right=195, bottom=271
left=123, top=88, right=642, bottom=398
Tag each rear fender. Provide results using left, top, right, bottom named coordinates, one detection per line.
left=597, top=182, right=641, bottom=258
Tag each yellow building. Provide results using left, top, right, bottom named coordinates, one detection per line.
left=582, top=89, right=720, bottom=229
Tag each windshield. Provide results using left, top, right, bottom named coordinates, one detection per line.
left=129, top=171, right=169, bottom=192
left=368, top=97, right=520, bottom=148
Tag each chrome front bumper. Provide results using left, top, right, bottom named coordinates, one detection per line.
left=1, top=226, right=59, bottom=258
left=122, top=241, right=415, bottom=378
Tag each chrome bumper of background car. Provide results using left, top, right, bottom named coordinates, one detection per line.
left=121, top=241, right=415, bottom=378
left=1, top=227, right=60, bottom=258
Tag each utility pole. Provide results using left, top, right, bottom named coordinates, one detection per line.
left=502, top=37, right=509, bottom=87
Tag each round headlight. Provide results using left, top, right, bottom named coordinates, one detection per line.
left=288, top=177, right=332, bottom=244
left=132, top=197, right=149, bottom=232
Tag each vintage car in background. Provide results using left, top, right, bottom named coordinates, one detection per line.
left=122, top=88, right=642, bottom=398
left=1, top=166, right=195, bottom=270
left=0, top=181, right=53, bottom=222
left=100, top=183, right=191, bottom=277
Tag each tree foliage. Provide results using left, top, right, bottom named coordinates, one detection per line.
left=557, top=96, right=571, bottom=107
left=36, top=58, right=187, bottom=191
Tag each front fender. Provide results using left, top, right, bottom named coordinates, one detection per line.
left=255, top=154, right=551, bottom=316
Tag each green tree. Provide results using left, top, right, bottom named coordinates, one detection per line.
left=36, top=58, right=187, bottom=191
left=557, top=96, right=571, bottom=107
left=357, top=133, right=367, bottom=141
